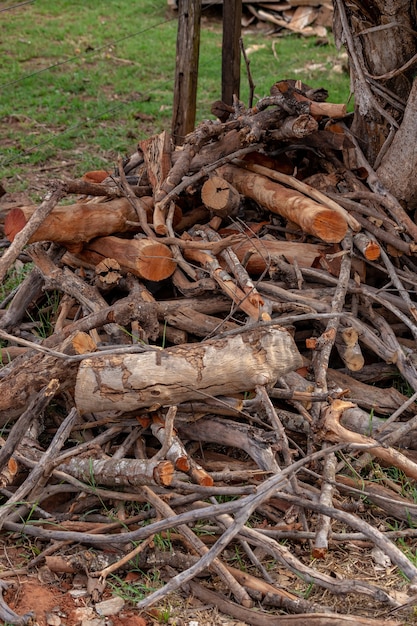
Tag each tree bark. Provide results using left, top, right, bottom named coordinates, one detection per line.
left=5, top=197, right=139, bottom=246
left=75, top=325, right=303, bottom=414
left=333, top=0, right=417, bottom=206
left=376, top=78, right=417, bottom=209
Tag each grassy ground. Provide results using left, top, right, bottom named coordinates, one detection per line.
left=0, top=0, right=350, bottom=194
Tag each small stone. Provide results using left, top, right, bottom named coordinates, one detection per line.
left=95, top=596, right=125, bottom=617
left=68, top=589, right=89, bottom=599
left=73, top=607, right=95, bottom=623
left=73, top=573, right=88, bottom=588
left=46, top=613, right=61, bottom=626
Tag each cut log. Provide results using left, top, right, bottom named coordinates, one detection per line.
left=0, top=331, right=90, bottom=425
left=163, top=306, right=239, bottom=336
left=201, top=175, right=241, bottom=217
left=95, top=258, right=122, bottom=291
left=217, top=164, right=348, bottom=243
left=75, top=236, right=177, bottom=282
left=4, top=198, right=139, bottom=245
left=75, top=325, right=303, bottom=414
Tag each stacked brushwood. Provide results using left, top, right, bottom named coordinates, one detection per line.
left=1, top=79, right=417, bottom=625
left=169, top=0, right=333, bottom=38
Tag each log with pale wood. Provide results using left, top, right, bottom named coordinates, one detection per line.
left=75, top=325, right=303, bottom=414
left=59, top=456, right=174, bottom=487
left=229, top=238, right=326, bottom=273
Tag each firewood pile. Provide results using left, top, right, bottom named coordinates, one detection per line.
left=169, top=0, right=333, bottom=37
left=1, top=79, right=417, bottom=625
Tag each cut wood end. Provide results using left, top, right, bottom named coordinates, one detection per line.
left=190, top=466, right=214, bottom=486
left=154, top=223, right=168, bottom=235
left=82, top=170, right=110, bottom=183
left=312, top=547, right=327, bottom=559
left=4, top=207, right=27, bottom=242
left=312, top=209, right=348, bottom=243
left=175, top=457, right=191, bottom=472
left=154, top=460, right=174, bottom=486
left=363, top=242, right=381, bottom=261
left=201, top=175, right=240, bottom=217
left=137, top=243, right=176, bottom=281
left=71, top=331, right=97, bottom=355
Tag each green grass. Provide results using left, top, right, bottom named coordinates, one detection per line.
left=0, top=0, right=350, bottom=192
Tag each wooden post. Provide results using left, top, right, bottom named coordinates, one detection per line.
left=222, top=0, right=242, bottom=106
left=171, top=0, right=202, bottom=145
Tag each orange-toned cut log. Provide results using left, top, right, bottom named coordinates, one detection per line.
left=75, top=236, right=176, bottom=282
left=5, top=198, right=139, bottom=245
left=218, top=164, right=348, bottom=243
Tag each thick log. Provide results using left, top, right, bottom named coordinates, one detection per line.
left=217, top=164, right=348, bottom=243
left=4, top=198, right=139, bottom=245
left=236, top=159, right=361, bottom=232
left=163, top=306, right=238, bottom=336
left=0, top=331, right=89, bottom=425
left=75, top=236, right=177, bottom=282
left=75, top=325, right=303, bottom=414
left=201, top=175, right=241, bottom=217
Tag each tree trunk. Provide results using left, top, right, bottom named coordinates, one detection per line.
left=333, top=0, right=417, bottom=207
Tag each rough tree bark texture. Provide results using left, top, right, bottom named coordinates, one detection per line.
left=75, top=325, right=303, bottom=414
left=333, top=0, right=417, bottom=207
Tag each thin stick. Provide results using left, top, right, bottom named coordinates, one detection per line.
left=240, top=37, right=255, bottom=109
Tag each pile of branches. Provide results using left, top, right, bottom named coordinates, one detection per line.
left=1, top=79, right=417, bottom=625
left=169, top=0, right=333, bottom=38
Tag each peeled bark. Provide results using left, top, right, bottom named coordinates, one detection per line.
left=75, top=325, right=303, bottom=414
left=5, top=197, right=139, bottom=245
left=218, top=164, right=348, bottom=243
